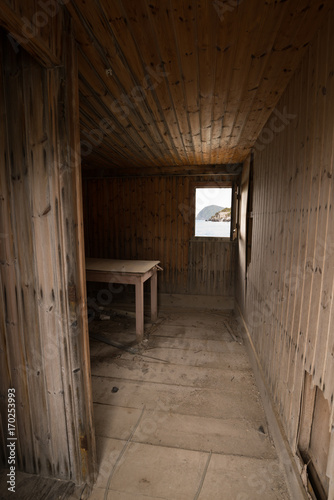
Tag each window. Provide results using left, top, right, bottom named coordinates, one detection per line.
left=195, top=187, right=232, bottom=238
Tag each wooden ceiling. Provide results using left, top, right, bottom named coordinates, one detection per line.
left=66, top=0, right=329, bottom=173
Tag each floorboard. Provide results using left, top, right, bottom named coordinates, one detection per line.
left=88, top=307, right=292, bottom=499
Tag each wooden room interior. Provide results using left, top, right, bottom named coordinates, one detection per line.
left=0, top=0, right=334, bottom=499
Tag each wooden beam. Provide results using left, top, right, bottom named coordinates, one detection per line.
left=0, top=1, right=61, bottom=68
left=52, top=14, right=97, bottom=485
left=0, top=12, right=96, bottom=486
left=82, top=163, right=243, bottom=178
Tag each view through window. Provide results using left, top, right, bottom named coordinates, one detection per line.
left=195, top=187, right=232, bottom=237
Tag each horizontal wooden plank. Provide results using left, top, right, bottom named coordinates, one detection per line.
left=82, top=164, right=243, bottom=178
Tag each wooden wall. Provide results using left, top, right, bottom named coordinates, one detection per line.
left=0, top=0, right=64, bottom=68
left=82, top=175, right=236, bottom=296
left=236, top=12, right=334, bottom=497
left=235, top=157, right=250, bottom=307
left=0, top=10, right=96, bottom=486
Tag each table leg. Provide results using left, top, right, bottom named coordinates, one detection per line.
left=151, top=270, right=158, bottom=323
left=135, top=281, right=144, bottom=342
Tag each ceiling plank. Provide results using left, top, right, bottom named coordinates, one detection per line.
left=238, top=0, right=330, bottom=156
left=170, top=0, right=202, bottom=162
left=197, top=0, right=219, bottom=162
left=117, top=0, right=184, bottom=164
left=63, top=0, right=332, bottom=171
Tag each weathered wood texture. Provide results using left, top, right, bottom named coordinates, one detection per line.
left=0, top=0, right=63, bottom=67
left=0, top=16, right=96, bottom=486
left=1, top=0, right=331, bottom=173
left=188, top=238, right=235, bottom=296
left=236, top=13, right=334, bottom=497
left=83, top=175, right=236, bottom=296
left=67, top=0, right=330, bottom=171
left=82, top=163, right=242, bottom=178
left=0, top=469, right=76, bottom=500
left=235, top=157, right=250, bottom=306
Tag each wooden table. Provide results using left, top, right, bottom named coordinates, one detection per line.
left=85, top=258, right=160, bottom=342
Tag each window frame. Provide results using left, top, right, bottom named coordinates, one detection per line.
left=191, top=180, right=237, bottom=241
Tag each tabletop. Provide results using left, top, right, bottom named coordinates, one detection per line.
left=85, top=258, right=160, bottom=275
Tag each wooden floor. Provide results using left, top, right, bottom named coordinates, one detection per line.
left=87, top=302, right=291, bottom=499
left=0, top=300, right=292, bottom=499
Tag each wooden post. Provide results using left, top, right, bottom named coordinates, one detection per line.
left=135, top=279, right=145, bottom=342
left=0, top=10, right=96, bottom=487
left=151, top=270, right=158, bottom=323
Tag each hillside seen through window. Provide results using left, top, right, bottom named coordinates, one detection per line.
left=195, top=188, right=232, bottom=237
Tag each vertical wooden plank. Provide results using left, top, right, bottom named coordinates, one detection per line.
left=135, top=281, right=144, bottom=342
left=237, top=11, right=334, bottom=472
left=146, top=177, right=155, bottom=259
left=286, top=49, right=314, bottom=446
left=106, top=179, right=113, bottom=258
left=183, top=176, right=191, bottom=291
left=176, top=177, right=184, bottom=291
left=274, top=86, right=298, bottom=421
left=307, top=18, right=334, bottom=390
left=164, top=177, right=172, bottom=292
left=150, top=270, right=158, bottom=323
left=0, top=35, right=12, bottom=470
left=102, top=178, right=109, bottom=257
left=290, top=31, right=324, bottom=446
left=158, top=176, right=166, bottom=290
left=2, top=37, right=43, bottom=475
left=92, top=180, right=99, bottom=257
left=51, top=15, right=96, bottom=483
left=0, top=9, right=96, bottom=486
left=24, top=49, right=69, bottom=478
left=302, top=28, right=327, bottom=377
left=153, top=176, right=160, bottom=265
left=135, top=177, right=143, bottom=260
left=113, top=178, right=120, bottom=258
left=130, top=177, right=137, bottom=259
left=82, top=179, right=90, bottom=256
left=124, top=176, right=132, bottom=259
left=171, top=176, right=178, bottom=289
left=283, top=63, right=308, bottom=436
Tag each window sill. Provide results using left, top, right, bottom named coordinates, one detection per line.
left=190, top=236, right=232, bottom=242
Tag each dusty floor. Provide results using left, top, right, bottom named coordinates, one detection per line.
left=87, top=300, right=291, bottom=500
